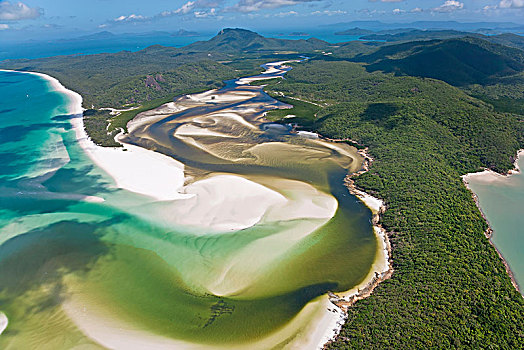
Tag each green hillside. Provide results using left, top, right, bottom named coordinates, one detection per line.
left=184, top=28, right=332, bottom=53
left=353, top=37, right=524, bottom=86
left=360, top=29, right=474, bottom=42
left=263, top=59, right=524, bottom=348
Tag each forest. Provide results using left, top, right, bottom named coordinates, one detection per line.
left=1, top=28, right=523, bottom=347
left=263, top=59, right=524, bottom=348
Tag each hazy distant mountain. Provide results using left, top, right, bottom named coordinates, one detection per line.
left=335, top=27, right=375, bottom=36
left=172, top=29, right=199, bottom=37
left=325, top=20, right=524, bottom=32
left=360, top=29, right=476, bottom=42
left=72, top=31, right=116, bottom=41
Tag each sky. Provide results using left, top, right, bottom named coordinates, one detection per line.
left=1, top=0, right=523, bottom=40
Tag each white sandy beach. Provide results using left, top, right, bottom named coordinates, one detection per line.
left=0, top=312, right=7, bottom=335
left=6, top=63, right=391, bottom=350
left=463, top=149, right=523, bottom=184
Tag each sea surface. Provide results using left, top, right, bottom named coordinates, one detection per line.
left=0, top=65, right=381, bottom=348
left=0, top=30, right=359, bottom=60
left=466, top=158, right=524, bottom=292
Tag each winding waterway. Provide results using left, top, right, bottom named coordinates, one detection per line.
left=0, top=62, right=383, bottom=349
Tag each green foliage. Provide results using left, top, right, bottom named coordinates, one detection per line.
left=352, top=37, right=524, bottom=86
left=360, top=29, right=475, bottom=42
left=83, top=109, right=121, bottom=147
left=266, top=60, right=524, bottom=348
left=264, top=94, right=321, bottom=128
left=185, top=28, right=332, bottom=54
left=248, top=77, right=282, bottom=86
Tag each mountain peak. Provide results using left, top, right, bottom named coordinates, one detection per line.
left=218, top=28, right=259, bottom=36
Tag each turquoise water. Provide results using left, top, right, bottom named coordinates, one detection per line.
left=0, top=69, right=379, bottom=348
left=466, top=159, right=524, bottom=292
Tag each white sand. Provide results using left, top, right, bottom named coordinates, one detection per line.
left=315, top=184, right=391, bottom=349
left=71, top=115, right=189, bottom=201
left=236, top=75, right=283, bottom=85
left=236, top=60, right=298, bottom=85
left=184, top=89, right=257, bottom=103
left=297, top=130, right=319, bottom=139
left=166, top=174, right=288, bottom=232
left=174, top=123, right=239, bottom=138
left=463, top=149, right=523, bottom=184
left=5, top=66, right=388, bottom=349
left=100, top=106, right=140, bottom=115
left=0, top=312, right=7, bottom=335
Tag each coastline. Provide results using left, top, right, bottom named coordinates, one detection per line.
left=317, top=142, right=393, bottom=349
left=5, top=67, right=393, bottom=349
left=462, top=149, right=524, bottom=294
left=0, top=312, right=7, bottom=335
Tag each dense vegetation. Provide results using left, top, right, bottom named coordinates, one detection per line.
left=265, top=93, right=321, bottom=127
left=351, top=37, right=524, bottom=86
left=184, top=28, right=333, bottom=54
left=0, top=28, right=337, bottom=146
left=1, top=29, right=523, bottom=346
left=263, top=59, right=524, bottom=348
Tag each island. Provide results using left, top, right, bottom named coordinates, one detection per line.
left=0, top=27, right=523, bottom=349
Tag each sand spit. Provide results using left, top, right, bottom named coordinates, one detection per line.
left=7, top=69, right=317, bottom=233
left=0, top=312, right=7, bottom=335
left=236, top=60, right=298, bottom=85
left=462, top=149, right=524, bottom=294
left=463, top=149, right=523, bottom=184
left=4, top=63, right=389, bottom=349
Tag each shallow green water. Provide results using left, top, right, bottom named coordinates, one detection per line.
left=466, top=158, right=524, bottom=293
left=0, top=68, right=378, bottom=349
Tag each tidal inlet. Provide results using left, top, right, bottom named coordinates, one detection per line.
left=0, top=62, right=384, bottom=349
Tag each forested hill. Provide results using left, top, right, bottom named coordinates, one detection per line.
left=262, top=59, right=524, bottom=348
left=0, top=28, right=337, bottom=110
left=351, top=37, right=524, bottom=86
left=0, top=28, right=344, bottom=146
left=184, top=28, right=333, bottom=53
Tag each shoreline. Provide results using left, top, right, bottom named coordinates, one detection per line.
left=5, top=67, right=393, bottom=349
left=462, top=149, right=523, bottom=294
left=0, top=312, right=7, bottom=335
left=316, top=140, right=393, bottom=349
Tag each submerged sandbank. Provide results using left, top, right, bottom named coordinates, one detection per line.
left=3, top=63, right=389, bottom=350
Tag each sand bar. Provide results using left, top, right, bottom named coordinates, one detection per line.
left=0, top=312, right=7, bottom=335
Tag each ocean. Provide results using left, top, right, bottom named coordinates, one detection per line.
left=465, top=157, right=524, bottom=292
left=0, top=30, right=359, bottom=60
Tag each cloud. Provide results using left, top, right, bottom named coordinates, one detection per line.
left=432, top=0, right=464, bottom=12
left=275, top=10, right=298, bottom=16
left=392, top=8, right=405, bottom=14
left=0, top=23, right=9, bottom=29
left=194, top=8, right=218, bottom=17
left=175, top=1, right=196, bottom=14
left=311, top=9, right=346, bottom=15
left=113, top=14, right=148, bottom=22
left=369, top=0, right=404, bottom=2
left=410, top=7, right=423, bottom=13
left=499, top=0, right=524, bottom=8
left=159, top=0, right=222, bottom=17
left=228, top=0, right=319, bottom=13
left=0, top=1, right=42, bottom=20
